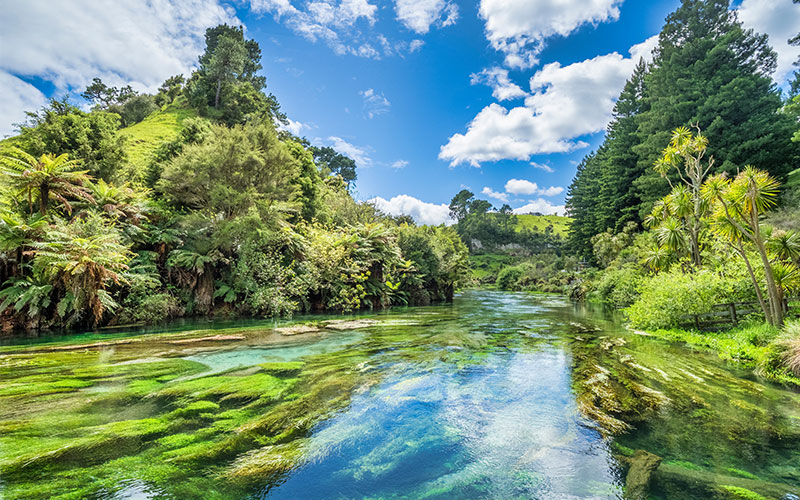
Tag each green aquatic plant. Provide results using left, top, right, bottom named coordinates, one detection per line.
left=719, top=485, right=768, bottom=500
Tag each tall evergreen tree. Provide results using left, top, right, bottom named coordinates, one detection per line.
left=632, top=0, right=798, bottom=218
left=566, top=152, right=604, bottom=260
left=597, top=59, right=649, bottom=232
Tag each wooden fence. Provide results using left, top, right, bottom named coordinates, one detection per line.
left=680, top=297, right=800, bottom=329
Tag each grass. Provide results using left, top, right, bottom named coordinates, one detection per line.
left=514, top=214, right=571, bottom=236
left=119, top=99, right=197, bottom=174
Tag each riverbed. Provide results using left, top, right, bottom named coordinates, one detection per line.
left=1, top=291, right=798, bottom=499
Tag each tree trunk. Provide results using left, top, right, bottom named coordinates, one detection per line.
left=215, top=77, right=222, bottom=108
left=733, top=242, right=770, bottom=322
left=39, top=183, right=49, bottom=215
left=756, top=243, right=783, bottom=326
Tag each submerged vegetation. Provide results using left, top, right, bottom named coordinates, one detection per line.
left=1, top=292, right=798, bottom=499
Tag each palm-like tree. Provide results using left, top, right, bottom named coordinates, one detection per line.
left=32, top=218, right=131, bottom=325
left=86, top=179, right=148, bottom=223
left=0, top=148, right=94, bottom=216
left=771, top=261, right=800, bottom=315
left=767, top=229, right=800, bottom=265
left=703, top=167, right=785, bottom=326
left=0, top=210, right=47, bottom=279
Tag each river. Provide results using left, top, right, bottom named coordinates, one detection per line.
left=1, top=291, right=798, bottom=499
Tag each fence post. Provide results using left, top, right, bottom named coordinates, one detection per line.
left=694, top=314, right=700, bottom=329
left=729, top=303, right=738, bottom=325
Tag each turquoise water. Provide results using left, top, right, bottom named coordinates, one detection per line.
left=1, top=291, right=798, bottom=499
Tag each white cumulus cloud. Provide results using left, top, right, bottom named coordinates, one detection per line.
left=530, top=162, right=555, bottom=173
left=479, top=0, right=623, bottom=68
left=439, top=36, right=658, bottom=167
left=394, top=0, right=458, bottom=34
left=470, top=67, right=528, bottom=101
left=278, top=117, right=310, bottom=136
left=512, top=199, right=565, bottom=216
left=326, top=136, right=372, bottom=166
left=391, top=160, right=409, bottom=169
left=370, top=194, right=452, bottom=225
left=481, top=187, right=509, bottom=203
left=0, top=71, right=48, bottom=137
left=504, top=179, right=563, bottom=197
left=0, top=0, right=238, bottom=96
left=738, top=0, right=800, bottom=84
left=250, top=0, right=379, bottom=58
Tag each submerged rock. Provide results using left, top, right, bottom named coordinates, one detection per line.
left=323, top=319, right=378, bottom=330
left=275, top=325, right=320, bottom=336
left=167, top=334, right=245, bottom=344
left=625, top=449, right=662, bottom=499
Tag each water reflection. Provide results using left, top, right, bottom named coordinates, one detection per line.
left=0, top=291, right=798, bottom=500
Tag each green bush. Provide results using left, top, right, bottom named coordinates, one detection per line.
left=588, top=264, right=644, bottom=308
left=496, top=265, right=524, bottom=290
left=626, top=269, right=752, bottom=330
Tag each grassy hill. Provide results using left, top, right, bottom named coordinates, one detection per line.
left=514, top=214, right=571, bottom=236
left=119, top=100, right=197, bottom=174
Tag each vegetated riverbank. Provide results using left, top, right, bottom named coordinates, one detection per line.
left=631, top=320, right=800, bottom=388
left=1, top=291, right=798, bottom=500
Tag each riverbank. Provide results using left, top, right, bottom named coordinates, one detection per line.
left=633, top=320, right=800, bottom=388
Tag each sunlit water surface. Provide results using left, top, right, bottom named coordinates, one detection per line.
left=1, top=291, right=798, bottom=500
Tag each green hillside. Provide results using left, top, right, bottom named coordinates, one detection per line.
left=119, top=99, right=197, bottom=173
left=514, top=214, right=571, bottom=236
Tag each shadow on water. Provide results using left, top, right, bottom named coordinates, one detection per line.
left=0, top=290, right=798, bottom=499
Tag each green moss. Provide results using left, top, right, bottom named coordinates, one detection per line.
left=157, top=372, right=293, bottom=402
left=719, top=485, right=768, bottom=500
left=226, top=441, right=307, bottom=483
left=0, top=377, right=94, bottom=398
left=259, top=361, right=304, bottom=376
left=725, top=468, right=759, bottom=480
left=169, top=400, right=220, bottom=418
left=665, top=460, right=704, bottom=471
left=611, top=442, right=635, bottom=457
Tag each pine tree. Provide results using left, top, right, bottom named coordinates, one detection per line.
left=632, top=0, right=798, bottom=218
left=597, top=59, right=649, bottom=232
left=566, top=152, right=604, bottom=260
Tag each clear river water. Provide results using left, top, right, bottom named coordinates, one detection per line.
left=0, top=291, right=798, bottom=499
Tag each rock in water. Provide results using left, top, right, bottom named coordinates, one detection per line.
left=625, top=449, right=662, bottom=499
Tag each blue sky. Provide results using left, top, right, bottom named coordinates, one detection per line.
left=1, top=0, right=798, bottom=224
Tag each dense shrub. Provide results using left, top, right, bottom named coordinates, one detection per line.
left=625, top=269, right=753, bottom=330
left=496, top=265, right=525, bottom=290
left=587, top=264, right=644, bottom=308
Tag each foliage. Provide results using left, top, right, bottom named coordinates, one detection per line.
left=493, top=255, right=579, bottom=293
left=185, top=24, right=283, bottom=125
left=0, top=148, right=93, bottom=215
left=32, top=215, right=132, bottom=325
left=15, top=98, right=126, bottom=180
left=567, top=0, right=800, bottom=258
left=703, top=167, right=786, bottom=325
left=310, top=145, right=357, bottom=187
left=587, top=264, right=644, bottom=308
left=158, top=119, right=298, bottom=217
left=625, top=268, right=753, bottom=330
